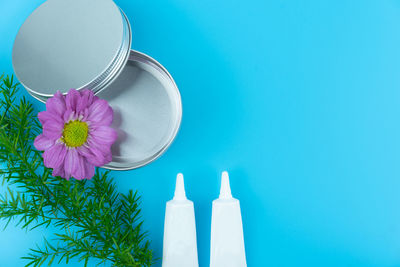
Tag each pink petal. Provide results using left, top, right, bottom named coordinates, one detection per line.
left=46, top=91, right=66, bottom=117
left=76, top=90, right=95, bottom=113
left=80, top=108, right=89, bottom=121
left=64, top=149, right=78, bottom=177
left=52, top=166, right=66, bottom=179
left=77, top=145, right=102, bottom=166
left=38, top=111, right=63, bottom=125
left=87, top=139, right=113, bottom=163
left=72, top=157, right=86, bottom=180
left=104, top=151, right=112, bottom=163
left=43, top=143, right=67, bottom=169
left=90, top=126, right=118, bottom=145
left=63, top=109, right=77, bottom=123
left=65, top=89, right=80, bottom=112
left=64, top=149, right=87, bottom=180
left=89, top=137, right=112, bottom=153
left=77, top=145, right=109, bottom=166
left=83, top=159, right=95, bottom=179
left=87, top=99, right=113, bottom=126
left=34, top=134, right=54, bottom=151
left=42, top=120, right=63, bottom=140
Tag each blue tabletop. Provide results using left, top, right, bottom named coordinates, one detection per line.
left=1, top=0, right=400, bottom=266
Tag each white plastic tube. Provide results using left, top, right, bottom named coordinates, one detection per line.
left=162, top=173, right=199, bottom=267
left=210, top=171, right=247, bottom=267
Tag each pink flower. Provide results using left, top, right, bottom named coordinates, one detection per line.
left=34, top=89, right=117, bottom=180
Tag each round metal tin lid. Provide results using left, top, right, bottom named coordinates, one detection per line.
left=12, top=0, right=131, bottom=98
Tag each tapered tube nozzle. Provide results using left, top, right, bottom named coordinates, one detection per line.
left=219, top=171, right=232, bottom=199
left=173, top=173, right=186, bottom=200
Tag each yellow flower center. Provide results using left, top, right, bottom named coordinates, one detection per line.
left=62, top=120, right=89, bottom=148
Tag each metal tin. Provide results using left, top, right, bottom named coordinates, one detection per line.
left=12, top=0, right=182, bottom=170
left=98, top=50, right=182, bottom=170
left=12, top=0, right=132, bottom=98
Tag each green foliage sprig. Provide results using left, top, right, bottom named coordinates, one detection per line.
left=0, top=75, right=153, bottom=266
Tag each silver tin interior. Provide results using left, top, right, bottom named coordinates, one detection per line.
left=98, top=50, right=182, bottom=170
left=12, top=0, right=131, bottom=98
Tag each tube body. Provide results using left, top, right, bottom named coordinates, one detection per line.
left=162, top=199, right=199, bottom=267
left=210, top=198, right=247, bottom=267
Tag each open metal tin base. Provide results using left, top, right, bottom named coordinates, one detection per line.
left=98, top=50, right=182, bottom=170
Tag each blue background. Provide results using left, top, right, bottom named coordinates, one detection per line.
left=1, top=0, right=400, bottom=266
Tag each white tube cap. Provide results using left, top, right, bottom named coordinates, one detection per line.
left=173, top=173, right=187, bottom=201
left=219, top=171, right=233, bottom=199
